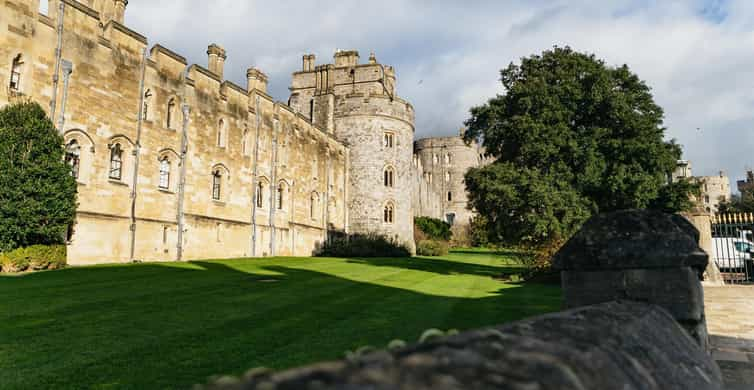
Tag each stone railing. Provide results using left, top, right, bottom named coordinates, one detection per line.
left=205, top=210, right=724, bottom=390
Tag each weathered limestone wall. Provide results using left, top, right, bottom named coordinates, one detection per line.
left=0, top=0, right=347, bottom=264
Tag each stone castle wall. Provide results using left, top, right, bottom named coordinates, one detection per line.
left=0, top=0, right=347, bottom=264
left=413, top=135, right=492, bottom=230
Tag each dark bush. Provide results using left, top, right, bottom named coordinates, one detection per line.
left=0, top=102, right=78, bottom=252
left=414, top=217, right=452, bottom=242
left=416, top=240, right=449, bottom=256
left=0, top=244, right=66, bottom=273
left=319, top=233, right=411, bottom=258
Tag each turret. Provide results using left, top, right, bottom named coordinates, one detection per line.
left=207, top=44, right=226, bottom=79
left=246, top=68, right=268, bottom=94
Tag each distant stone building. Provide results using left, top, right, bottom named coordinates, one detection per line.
left=0, top=0, right=478, bottom=263
left=672, top=161, right=730, bottom=214
left=413, top=133, right=493, bottom=232
left=698, top=173, right=731, bottom=214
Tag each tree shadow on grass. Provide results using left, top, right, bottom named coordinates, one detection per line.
left=344, top=256, right=525, bottom=278
left=0, top=259, right=561, bottom=390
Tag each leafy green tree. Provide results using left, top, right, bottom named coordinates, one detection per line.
left=464, top=46, right=691, bottom=246
left=0, top=102, right=77, bottom=252
left=718, top=193, right=754, bottom=214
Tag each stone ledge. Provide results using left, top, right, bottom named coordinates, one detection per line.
left=204, top=301, right=723, bottom=390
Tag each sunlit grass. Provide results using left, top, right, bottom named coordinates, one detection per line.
left=0, top=249, right=560, bottom=390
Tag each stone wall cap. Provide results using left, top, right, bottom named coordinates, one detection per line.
left=552, top=209, right=709, bottom=271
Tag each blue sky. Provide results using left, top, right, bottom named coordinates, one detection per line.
left=125, top=0, right=754, bottom=184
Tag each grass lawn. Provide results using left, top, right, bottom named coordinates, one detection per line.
left=0, top=249, right=561, bottom=390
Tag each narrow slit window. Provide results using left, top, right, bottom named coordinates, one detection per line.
left=9, top=54, right=23, bottom=91
left=109, top=143, right=123, bottom=180
left=65, top=140, right=81, bottom=179
left=166, top=98, right=176, bottom=129
left=159, top=157, right=170, bottom=190
left=212, top=170, right=222, bottom=200
left=256, top=182, right=264, bottom=208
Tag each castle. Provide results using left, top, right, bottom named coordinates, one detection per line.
left=0, top=0, right=488, bottom=264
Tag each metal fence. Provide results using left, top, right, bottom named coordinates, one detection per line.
left=711, top=213, right=754, bottom=284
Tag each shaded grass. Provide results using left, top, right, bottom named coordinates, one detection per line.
left=0, top=249, right=560, bottom=390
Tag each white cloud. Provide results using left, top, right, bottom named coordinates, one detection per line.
left=126, top=0, right=754, bottom=183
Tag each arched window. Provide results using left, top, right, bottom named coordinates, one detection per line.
left=217, top=119, right=226, bottom=147
left=445, top=172, right=451, bottom=182
left=256, top=181, right=264, bottom=208
left=383, top=132, right=394, bottom=148
left=445, top=153, right=452, bottom=164
left=109, top=143, right=123, bottom=180
left=158, top=156, right=170, bottom=190
left=447, top=191, right=453, bottom=201
left=277, top=182, right=285, bottom=210
left=9, top=54, right=23, bottom=91
left=310, top=192, right=319, bottom=220
left=166, top=98, right=176, bottom=129
left=65, top=140, right=81, bottom=179
left=433, top=154, right=438, bottom=165
left=212, top=169, right=222, bottom=200
left=383, top=166, right=394, bottom=187
left=383, top=202, right=394, bottom=224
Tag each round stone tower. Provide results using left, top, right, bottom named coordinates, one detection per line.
left=288, top=50, right=416, bottom=251
left=414, top=134, right=491, bottom=230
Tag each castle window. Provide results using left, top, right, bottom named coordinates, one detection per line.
left=310, top=192, right=320, bottom=220
left=65, top=140, right=81, bottom=179
left=383, top=202, right=395, bottom=224
left=445, top=172, right=451, bottom=182
left=216, top=223, right=222, bottom=243
left=9, top=54, right=23, bottom=92
left=446, top=213, right=455, bottom=225
left=158, top=156, right=171, bottom=190
left=166, top=98, right=176, bottom=129
left=384, top=132, right=394, bottom=148
left=217, top=119, right=227, bottom=148
left=109, top=143, right=123, bottom=180
left=212, top=170, right=222, bottom=200
left=384, top=166, right=394, bottom=187
left=162, top=225, right=169, bottom=245
left=447, top=191, right=453, bottom=201
left=428, top=173, right=433, bottom=184
left=256, top=182, right=264, bottom=208
left=277, top=182, right=285, bottom=210
left=445, top=153, right=452, bottom=164
left=433, top=154, right=439, bottom=165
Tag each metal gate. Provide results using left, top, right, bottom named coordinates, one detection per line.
left=711, top=213, right=754, bottom=284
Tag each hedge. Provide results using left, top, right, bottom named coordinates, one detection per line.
left=416, top=240, right=449, bottom=257
left=414, top=217, right=452, bottom=242
left=0, top=244, right=66, bottom=273
left=319, top=233, right=411, bottom=258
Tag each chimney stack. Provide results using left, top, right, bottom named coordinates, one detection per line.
left=207, top=44, right=227, bottom=79
left=334, top=50, right=359, bottom=67
left=247, top=67, right=268, bottom=94
left=302, top=54, right=316, bottom=72
left=113, top=0, right=127, bottom=24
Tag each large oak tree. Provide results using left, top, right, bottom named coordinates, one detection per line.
left=464, top=46, right=695, bottom=246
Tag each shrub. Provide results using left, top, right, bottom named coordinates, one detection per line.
left=0, top=244, right=66, bottom=273
left=0, top=102, right=78, bottom=252
left=414, top=217, right=452, bottom=241
left=416, top=240, right=449, bottom=256
left=319, top=233, right=411, bottom=258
